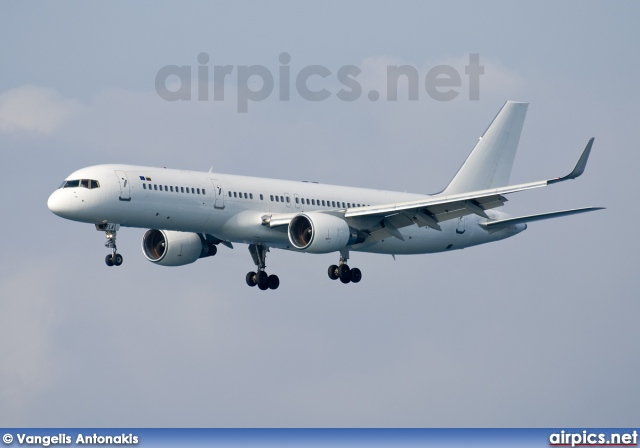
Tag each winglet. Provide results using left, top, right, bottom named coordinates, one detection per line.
left=548, top=138, right=594, bottom=184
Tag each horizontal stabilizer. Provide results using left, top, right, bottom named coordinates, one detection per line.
left=479, top=207, right=604, bottom=229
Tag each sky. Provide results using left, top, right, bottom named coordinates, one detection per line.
left=0, top=1, right=638, bottom=427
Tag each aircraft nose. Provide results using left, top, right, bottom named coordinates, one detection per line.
left=47, top=189, right=71, bottom=217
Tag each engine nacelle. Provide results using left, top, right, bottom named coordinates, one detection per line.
left=288, top=212, right=366, bottom=254
left=142, top=229, right=217, bottom=266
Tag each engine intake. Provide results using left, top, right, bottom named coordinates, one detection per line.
left=288, top=213, right=366, bottom=253
left=142, top=229, right=217, bottom=266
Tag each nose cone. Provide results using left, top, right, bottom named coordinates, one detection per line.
left=47, top=189, right=72, bottom=218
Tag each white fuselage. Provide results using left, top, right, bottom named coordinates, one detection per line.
left=47, top=164, right=525, bottom=256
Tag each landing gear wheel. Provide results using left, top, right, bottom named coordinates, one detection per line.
left=105, top=254, right=114, bottom=267
left=268, top=274, right=280, bottom=290
left=350, top=267, right=362, bottom=283
left=257, top=271, right=269, bottom=290
left=339, top=264, right=351, bottom=284
left=328, top=265, right=339, bottom=280
left=113, top=253, right=123, bottom=266
left=247, top=245, right=281, bottom=290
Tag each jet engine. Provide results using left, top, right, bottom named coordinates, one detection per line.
left=288, top=212, right=366, bottom=253
left=142, top=229, right=217, bottom=266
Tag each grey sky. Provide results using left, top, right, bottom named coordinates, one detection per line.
left=0, top=1, right=638, bottom=427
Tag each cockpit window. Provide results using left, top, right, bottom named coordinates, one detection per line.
left=61, top=179, right=100, bottom=189
left=63, top=180, right=80, bottom=188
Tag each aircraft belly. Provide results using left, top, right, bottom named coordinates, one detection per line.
left=355, top=218, right=481, bottom=255
left=219, top=210, right=290, bottom=246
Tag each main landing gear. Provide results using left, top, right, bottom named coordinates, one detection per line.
left=246, top=244, right=279, bottom=290
left=97, top=223, right=123, bottom=267
left=328, top=250, right=362, bottom=284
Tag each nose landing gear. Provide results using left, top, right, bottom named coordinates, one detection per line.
left=96, top=223, right=123, bottom=267
left=246, top=244, right=279, bottom=290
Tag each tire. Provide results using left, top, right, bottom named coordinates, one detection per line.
left=246, top=271, right=257, bottom=287
left=268, top=274, right=280, bottom=290
left=339, top=264, right=351, bottom=284
left=350, top=268, right=362, bottom=283
left=328, top=265, right=339, bottom=280
left=257, top=271, right=269, bottom=289
left=114, top=253, right=123, bottom=266
left=105, top=254, right=114, bottom=266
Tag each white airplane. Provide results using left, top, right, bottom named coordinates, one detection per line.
left=48, top=101, right=602, bottom=290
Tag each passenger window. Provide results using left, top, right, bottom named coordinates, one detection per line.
left=197, top=188, right=200, bottom=194
left=190, top=188, right=193, bottom=194
left=244, top=193, right=248, bottom=199
left=286, top=196, right=290, bottom=203
left=143, top=183, right=147, bottom=190
left=342, top=202, right=345, bottom=208
left=250, top=193, right=253, bottom=199
left=260, top=194, right=263, bottom=200
left=306, top=199, right=310, bottom=205
left=270, top=195, right=274, bottom=201
left=295, top=197, right=299, bottom=204
left=170, top=186, right=174, bottom=192
left=154, top=185, right=158, bottom=191
left=228, top=191, right=232, bottom=197
left=332, top=201, right=336, bottom=207
left=321, top=200, right=325, bottom=206
left=233, top=192, right=237, bottom=198
left=275, top=196, right=280, bottom=202
left=311, top=199, right=315, bottom=205
left=280, top=196, right=284, bottom=202
left=164, top=186, right=167, bottom=191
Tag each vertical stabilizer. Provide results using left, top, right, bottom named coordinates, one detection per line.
left=442, top=101, right=528, bottom=195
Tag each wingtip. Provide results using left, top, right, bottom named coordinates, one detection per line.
left=549, top=138, right=595, bottom=184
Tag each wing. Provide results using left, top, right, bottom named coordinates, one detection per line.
left=263, top=138, right=598, bottom=241
left=344, top=138, right=596, bottom=238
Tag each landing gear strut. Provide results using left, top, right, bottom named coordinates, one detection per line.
left=328, top=249, right=361, bottom=284
left=246, top=244, right=279, bottom=290
left=97, top=223, right=123, bottom=267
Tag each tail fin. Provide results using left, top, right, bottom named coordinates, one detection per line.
left=441, top=101, right=528, bottom=195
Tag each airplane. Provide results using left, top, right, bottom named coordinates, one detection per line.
left=47, top=101, right=603, bottom=290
